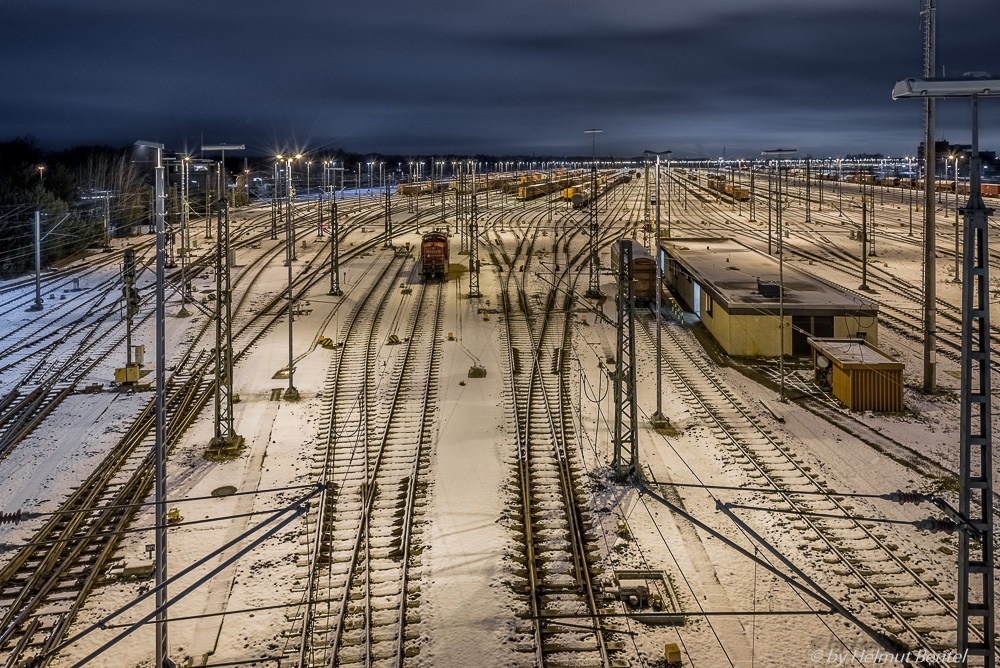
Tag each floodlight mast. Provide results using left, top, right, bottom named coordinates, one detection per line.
left=643, top=149, right=671, bottom=427
left=201, top=144, right=245, bottom=456
left=762, top=148, right=796, bottom=404
left=133, top=139, right=169, bottom=668
left=893, top=74, right=999, bottom=667
left=584, top=129, right=603, bottom=299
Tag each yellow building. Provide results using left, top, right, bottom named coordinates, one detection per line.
left=659, top=238, right=879, bottom=358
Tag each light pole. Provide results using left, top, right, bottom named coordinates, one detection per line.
left=306, top=161, right=311, bottom=197
left=179, top=156, right=191, bottom=316
left=276, top=153, right=301, bottom=399
left=134, top=140, right=169, bottom=668
left=584, top=128, right=604, bottom=299
left=952, top=154, right=960, bottom=282
left=908, top=156, right=914, bottom=236
left=893, top=74, right=1000, bottom=665
left=762, top=148, right=796, bottom=404
left=643, top=149, right=671, bottom=428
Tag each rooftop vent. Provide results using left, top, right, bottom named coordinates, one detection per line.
left=757, top=278, right=781, bottom=299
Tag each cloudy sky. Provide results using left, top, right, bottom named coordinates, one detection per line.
left=4, top=0, right=999, bottom=157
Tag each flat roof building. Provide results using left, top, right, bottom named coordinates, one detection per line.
left=809, top=338, right=904, bottom=412
left=659, top=238, right=879, bottom=357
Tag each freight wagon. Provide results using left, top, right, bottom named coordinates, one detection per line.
left=610, top=239, right=657, bottom=305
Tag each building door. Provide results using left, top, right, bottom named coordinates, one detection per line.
left=792, top=315, right=812, bottom=355
left=814, top=316, right=834, bottom=338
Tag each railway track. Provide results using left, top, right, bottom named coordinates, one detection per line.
left=634, top=311, right=994, bottom=663
left=0, top=367, right=212, bottom=665
left=478, top=180, right=647, bottom=667
left=288, top=251, right=444, bottom=666
left=0, top=193, right=432, bottom=665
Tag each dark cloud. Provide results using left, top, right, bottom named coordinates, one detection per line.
left=3, top=0, right=999, bottom=156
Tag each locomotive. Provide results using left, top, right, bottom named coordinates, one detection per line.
left=420, top=231, right=449, bottom=279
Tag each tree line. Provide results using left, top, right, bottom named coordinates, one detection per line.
left=0, top=136, right=152, bottom=278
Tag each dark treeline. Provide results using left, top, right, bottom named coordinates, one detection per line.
left=0, top=137, right=602, bottom=279
left=0, top=136, right=150, bottom=278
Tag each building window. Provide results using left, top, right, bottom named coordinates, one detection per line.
left=706, top=295, right=714, bottom=317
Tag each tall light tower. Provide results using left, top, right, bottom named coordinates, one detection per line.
left=643, top=149, right=671, bottom=429
left=921, top=0, right=938, bottom=393
left=584, top=128, right=604, bottom=299
left=762, top=148, right=796, bottom=404
left=202, top=144, right=245, bottom=452
left=893, top=73, right=1000, bottom=668
left=134, top=140, right=169, bottom=668
left=178, top=156, right=192, bottom=317
left=277, top=153, right=302, bottom=400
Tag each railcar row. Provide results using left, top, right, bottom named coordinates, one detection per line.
left=610, top=239, right=658, bottom=305
left=515, top=169, right=593, bottom=201
left=570, top=169, right=633, bottom=208
left=396, top=181, right=452, bottom=196
left=704, top=175, right=750, bottom=201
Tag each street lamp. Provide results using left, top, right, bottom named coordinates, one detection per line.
left=584, top=128, right=604, bottom=298
left=950, top=153, right=960, bottom=282
left=892, top=73, right=1000, bottom=666
left=643, top=149, right=671, bottom=428
left=133, top=139, right=169, bottom=668
left=762, top=148, right=796, bottom=404
left=276, top=153, right=301, bottom=399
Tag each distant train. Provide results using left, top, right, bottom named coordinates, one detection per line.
left=570, top=170, right=632, bottom=209
left=397, top=181, right=450, bottom=196
left=420, top=231, right=449, bottom=279
left=705, top=175, right=750, bottom=201
left=610, top=239, right=657, bottom=305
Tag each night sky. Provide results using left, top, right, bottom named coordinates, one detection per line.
left=5, top=0, right=1000, bottom=158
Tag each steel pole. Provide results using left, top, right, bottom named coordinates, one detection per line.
left=922, top=0, right=937, bottom=393
left=654, top=158, right=662, bottom=421
left=286, top=159, right=298, bottom=399
left=153, top=145, right=168, bottom=668
left=29, top=211, right=42, bottom=311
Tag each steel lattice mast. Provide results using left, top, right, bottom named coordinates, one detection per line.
left=202, top=144, right=245, bottom=453
left=384, top=178, right=392, bottom=247
left=957, top=96, right=994, bottom=667
left=892, top=71, right=1000, bottom=668
left=469, top=197, right=481, bottom=298
left=329, top=197, right=342, bottom=296
left=585, top=129, right=603, bottom=298
left=612, top=240, right=638, bottom=477
left=211, top=198, right=243, bottom=453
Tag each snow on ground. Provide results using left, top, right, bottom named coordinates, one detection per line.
left=0, top=184, right=996, bottom=666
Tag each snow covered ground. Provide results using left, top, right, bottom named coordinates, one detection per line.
left=0, top=180, right=995, bottom=667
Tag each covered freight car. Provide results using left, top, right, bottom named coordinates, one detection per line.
left=420, top=231, right=449, bottom=279
left=611, top=239, right=657, bottom=304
